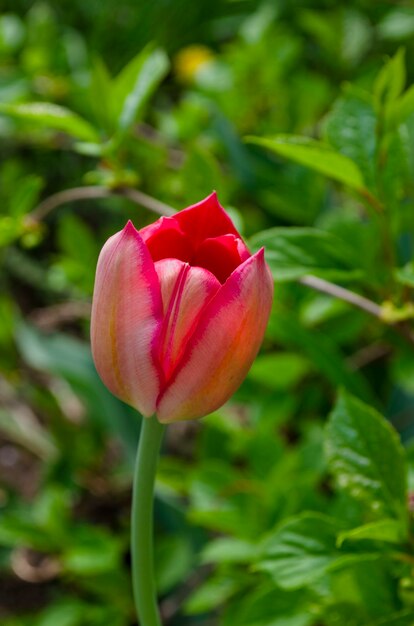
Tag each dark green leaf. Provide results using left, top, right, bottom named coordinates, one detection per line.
left=251, top=227, right=361, bottom=282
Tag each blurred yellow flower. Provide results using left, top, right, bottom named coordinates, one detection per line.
left=174, top=45, right=214, bottom=83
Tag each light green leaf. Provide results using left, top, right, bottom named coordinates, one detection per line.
left=0, top=102, right=100, bottom=142
left=389, top=85, right=414, bottom=128
left=184, top=576, right=239, bottom=615
left=250, top=227, right=361, bottom=282
left=374, top=48, right=406, bottom=111
left=325, top=391, right=407, bottom=523
left=247, top=135, right=365, bottom=190
left=113, top=46, right=169, bottom=133
left=9, top=175, right=43, bottom=218
left=395, top=263, right=414, bottom=288
left=201, top=537, right=256, bottom=565
left=337, top=519, right=405, bottom=547
left=257, top=513, right=339, bottom=589
left=248, top=352, right=311, bottom=390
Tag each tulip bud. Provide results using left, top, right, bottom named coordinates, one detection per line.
left=91, top=193, right=273, bottom=423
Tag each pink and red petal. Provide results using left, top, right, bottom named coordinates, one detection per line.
left=192, top=234, right=250, bottom=283
left=91, top=221, right=163, bottom=416
left=156, top=249, right=273, bottom=423
left=155, top=259, right=221, bottom=380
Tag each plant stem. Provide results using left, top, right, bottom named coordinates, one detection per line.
left=131, top=416, right=166, bottom=626
left=28, top=185, right=175, bottom=222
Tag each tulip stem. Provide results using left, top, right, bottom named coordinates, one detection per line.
left=131, top=415, right=166, bottom=626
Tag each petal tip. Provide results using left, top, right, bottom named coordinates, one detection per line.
left=123, top=220, right=138, bottom=236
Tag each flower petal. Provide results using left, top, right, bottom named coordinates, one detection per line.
left=174, top=192, right=242, bottom=245
left=155, top=258, right=221, bottom=380
left=140, top=216, right=192, bottom=262
left=91, top=221, right=163, bottom=416
left=192, top=234, right=250, bottom=283
left=156, top=249, right=273, bottom=423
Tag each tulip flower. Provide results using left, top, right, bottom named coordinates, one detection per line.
left=91, top=192, right=273, bottom=626
left=91, top=192, right=273, bottom=423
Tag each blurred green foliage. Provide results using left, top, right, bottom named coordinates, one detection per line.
left=1, top=1, right=414, bottom=625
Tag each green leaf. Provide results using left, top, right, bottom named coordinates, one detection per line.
left=9, top=175, right=43, bottom=218
left=155, top=534, right=193, bottom=594
left=113, top=46, right=169, bottom=133
left=222, top=584, right=313, bottom=626
left=62, top=527, right=122, bottom=576
left=247, top=135, right=365, bottom=190
left=184, top=575, right=239, bottom=615
left=201, top=537, right=256, bottom=565
left=395, top=263, right=414, bottom=288
left=257, top=513, right=339, bottom=589
left=268, top=311, right=374, bottom=402
left=89, top=57, right=114, bottom=133
left=389, top=85, right=414, bottom=128
left=371, top=611, right=414, bottom=626
left=374, top=48, right=406, bottom=111
left=337, top=519, right=405, bottom=547
left=248, top=352, right=311, bottom=390
left=324, top=94, right=377, bottom=192
left=325, top=391, right=407, bottom=523
left=251, top=227, right=361, bottom=282
left=0, top=102, right=100, bottom=142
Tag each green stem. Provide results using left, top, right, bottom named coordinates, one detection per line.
left=131, top=415, right=166, bottom=626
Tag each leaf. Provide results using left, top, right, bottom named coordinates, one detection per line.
left=388, top=85, right=414, bottom=130
left=155, top=534, right=193, bottom=594
left=257, top=513, right=339, bottom=589
left=246, top=135, right=365, bottom=190
left=113, top=46, right=169, bottom=133
left=371, top=611, right=414, bottom=626
left=250, top=227, right=361, bottom=282
left=337, top=519, right=405, bottom=547
left=89, top=57, right=114, bottom=133
left=0, top=102, right=100, bottom=142
left=62, top=527, right=122, bottom=576
left=325, top=391, right=407, bottom=523
left=184, top=575, right=239, bottom=615
left=9, top=175, right=43, bottom=218
left=248, top=352, right=311, bottom=390
left=374, top=48, right=406, bottom=111
left=324, top=94, right=377, bottom=192
left=201, top=537, right=256, bottom=565
left=267, top=311, right=374, bottom=402
left=395, top=263, right=414, bottom=288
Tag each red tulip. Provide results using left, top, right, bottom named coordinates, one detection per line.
left=91, top=193, right=273, bottom=423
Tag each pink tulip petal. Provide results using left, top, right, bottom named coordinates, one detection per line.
left=91, top=221, right=163, bottom=416
left=192, top=234, right=250, bottom=283
left=155, top=259, right=221, bottom=380
left=156, top=249, right=273, bottom=423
